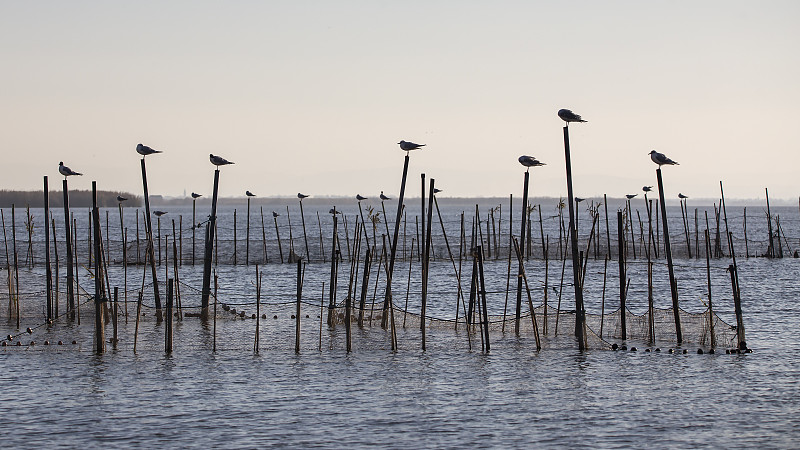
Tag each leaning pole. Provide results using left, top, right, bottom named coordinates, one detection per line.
left=141, top=158, right=162, bottom=318
left=201, top=169, right=221, bottom=318
left=562, top=122, right=587, bottom=350
left=656, top=168, right=682, bottom=343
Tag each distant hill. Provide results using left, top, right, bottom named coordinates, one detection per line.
left=0, top=190, right=141, bottom=208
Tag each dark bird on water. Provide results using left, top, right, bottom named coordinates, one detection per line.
left=398, top=140, right=425, bottom=151
left=58, top=162, right=82, bottom=177
left=246, top=191, right=256, bottom=197
left=117, top=195, right=128, bottom=202
left=136, top=143, right=162, bottom=157
left=153, top=211, right=167, bottom=217
left=191, top=192, right=202, bottom=199
left=678, top=193, right=688, bottom=199
left=356, top=194, right=367, bottom=201
left=298, top=193, right=309, bottom=200
left=210, top=154, right=234, bottom=166
left=518, top=155, right=545, bottom=169
left=272, top=211, right=280, bottom=218
left=642, top=186, right=653, bottom=192
left=558, top=109, right=587, bottom=124
left=649, top=150, right=679, bottom=166
left=380, top=191, right=390, bottom=201
left=626, top=194, right=637, bottom=199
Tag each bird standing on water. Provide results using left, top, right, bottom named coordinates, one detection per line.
left=59, top=162, right=82, bottom=177
left=649, top=150, right=679, bottom=166
left=398, top=140, right=425, bottom=151
left=210, top=154, right=234, bottom=166
left=136, top=143, right=162, bottom=157
left=558, top=109, right=587, bottom=124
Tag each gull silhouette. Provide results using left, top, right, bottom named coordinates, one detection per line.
left=136, top=143, right=162, bottom=157
left=246, top=191, right=256, bottom=197
left=558, top=109, right=587, bottom=124
left=191, top=192, right=202, bottom=199
left=117, top=195, right=128, bottom=202
left=649, top=150, right=678, bottom=166
left=58, top=162, right=82, bottom=177
left=398, top=140, right=425, bottom=151
left=210, top=154, right=234, bottom=166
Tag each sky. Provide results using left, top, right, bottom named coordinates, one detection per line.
left=1, top=1, right=798, bottom=202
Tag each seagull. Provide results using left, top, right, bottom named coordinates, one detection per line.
left=58, top=162, right=82, bottom=177
left=117, top=195, right=128, bottom=202
left=678, top=193, right=688, bottom=199
left=626, top=194, right=637, bottom=199
left=433, top=188, right=442, bottom=194
left=272, top=211, right=280, bottom=218
left=297, top=193, right=309, bottom=200
left=153, top=211, right=167, bottom=217
left=649, top=150, right=679, bottom=166
left=558, top=109, right=587, bottom=124
left=210, top=154, right=234, bottom=166
left=380, top=191, right=390, bottom=201
left=246, top=191, right=256, bottom=197
left=328, top=208, right=341, bottom=215
left=642, top=186, right=653, bottom=192
left=136, top=143, right=162, bottom=157
left=575, top=197, right=585, bottom=203
left=398, top=140, right=425, bottom=151
left=356, top=194, right=367, bottom=201
left=518, top=155, right=545, bottom=168
left=191, top=192, right=202, bottom=199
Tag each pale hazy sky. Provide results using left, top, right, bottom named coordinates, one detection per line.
left=2, top=2, right=798, bottom=201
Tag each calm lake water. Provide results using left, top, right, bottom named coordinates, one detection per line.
left=1, top=199, right=798, bottom=448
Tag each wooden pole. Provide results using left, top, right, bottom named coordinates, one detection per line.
left=273, top=212, right=284, bottom=263
left=92, top=182, right=105, bottom=354
left=296, top=258, right=302, bottom=354
left=617, top=211, right=626, bottom=341
left=165, top=279, right=173, bottom=354
left=704, top=229, right=715, bottom=349
left=420, top=178, right=435, bottom=350
left=62, top=180, right=75, bottom=319
left=765, top=188, right=774, bottom=258
left=141, top=158, right=162, bottom=317
left=260, top=207, right=268, bottom=264
left=192, top=197, right=197, bottom=265
left=656, top=168, right=682, bottom=343
left=52, top=218, right=60, bottom=319
left=516, top=170, right=529, bottom=335
left=563, top=125, right=586, bottom=349
left=133, top=291, right=142, bottom=353
left=476, top=246, right=491, bottom=352
left=201, top=169, right=220, bottom=317
left=327, top=208, right=338, bottom=326
left=382, top=153, right=410, bottom=332
left=743, top=207, right=749, bottom=258
left=254, top=266, right=260, bottom=353
left=299, top=199, right=310, bottom=262
left=44, top=176, right=53, bottom=321
left=213, top=271, right=217, bottom=352
left=233, top=209, right=237, bottom=265
left=512, top=238, right=541, bottom=350
left=246, top=198, right=251, bottom=265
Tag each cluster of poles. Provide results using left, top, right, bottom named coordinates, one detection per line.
left=3, top=111, right=779, bottom=354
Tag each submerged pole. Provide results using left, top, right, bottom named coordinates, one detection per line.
left=44, top=176, right=52, bottom=321
left=62, top=179, right=75, bottom=319
left=201, top=169, right=220, bottom=317
left=617, top=211, right=626, bottom=341
left=563, top=125, right=586, bottom=349
left=92, top=182, right=105, bottom=354
left=516, top=169, right=529, bottom=335
left=656, top=168, right=682, bottom=343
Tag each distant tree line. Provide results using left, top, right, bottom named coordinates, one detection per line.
left=0, top=190, right=141, bottom=208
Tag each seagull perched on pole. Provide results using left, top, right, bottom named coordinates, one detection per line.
left=398, top=140, right=425, bottom=151
left=136, top=143, right=162, bottom=157
left=191, top=192, right=202, bottom=199
left=356, top=194, right=367, bottom=201
left=558, top=109, right=587, bottom=124
left=328, top=208, right=341, bottom=215
left=518, top=155, right=545, bottom=170
left=153, top=211, right=167, bottom=217
left=678, top=193, right=688, bottom=199
left=575, top=197, right=585, bottom=203
left=117, top=195, right=128, bottom=202
left=297, top=193, right=309, bottom=200
left=626, top=194, right=637, bottom=199
left=210, top=154, right=234, bottom=166
left=272, top=211, right=280, bottom=218
left=58, top=162, right=82, bottom=177
left=380, top=191, right=390, bottom=201
left=642, top=186, right=652, bottom=192
left=649, top=150, right=679, bottom=166
left=246, top=191, right=256, bottom=197
left=433, top=188, right=443, bottom=194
